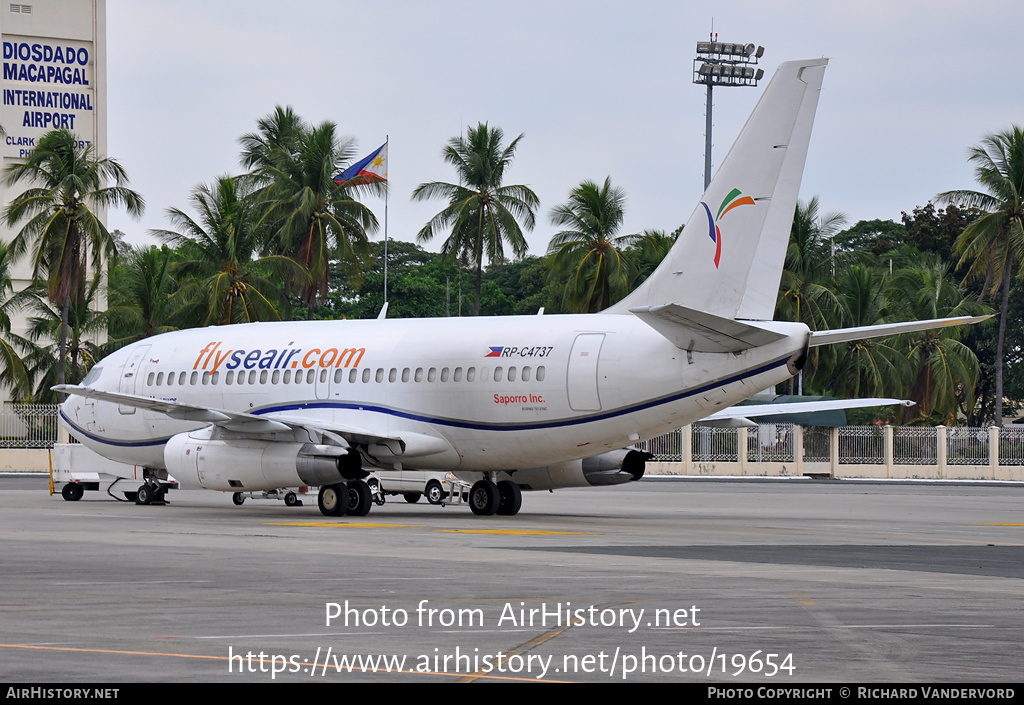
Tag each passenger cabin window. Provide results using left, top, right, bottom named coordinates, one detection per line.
left=508, top=367, right=516, bottom=382
left=414, top=367, right=423, bottom=383
left=440, top=367, right=449, bottom=383
left=522, top=366, right=531, bottom=382
left=454, top=367, right=463, bottom=382
left=537, top=366, right=546, bottom=381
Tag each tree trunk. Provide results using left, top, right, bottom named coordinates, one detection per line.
left=57, top=293, right=69, bottom=399
left=994, top=264, right=1011, bottom=426
left=474, top=261, right=482, bottom=316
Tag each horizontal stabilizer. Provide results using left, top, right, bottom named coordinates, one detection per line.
left=630, top=303, right=787, bottom=353
left=703, top=397, right=914, bottom=423
left=808, top=315, right=992, bottom=347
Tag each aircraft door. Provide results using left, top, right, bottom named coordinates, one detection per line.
left=566, top=334, right=604, bottom=411
left=315, top=366, right=330, bottom=400
left=117, top=344, right=151, bottom=415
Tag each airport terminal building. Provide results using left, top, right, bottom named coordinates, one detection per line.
left=0, top=0, right=106, bottom=397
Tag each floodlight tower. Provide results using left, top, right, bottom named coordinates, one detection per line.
left=694, top=36, right=765, bottom=190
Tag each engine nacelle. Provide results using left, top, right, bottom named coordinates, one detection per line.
left=511, top=449, right=649, bottom=491
left=165, top=430, right=355, bottom=492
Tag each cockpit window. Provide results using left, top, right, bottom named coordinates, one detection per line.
left=82, top=366, right=102, bottom=385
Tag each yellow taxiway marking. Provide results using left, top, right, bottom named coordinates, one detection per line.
left=970, top=523, right=1024, bottom=527
left=436, top=529, right=597, bottom=535
left=263, top=522, right=422, bottom=528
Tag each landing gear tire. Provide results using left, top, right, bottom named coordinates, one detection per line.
left=425, top=480, right=446, bottom=505
left=61, top=483, right=83, bottom=502
left=318, top=482, right=348, bottom=517
left=403, top=493, right=421, bottom=504
left=369, top=479, right=386, bottom=506
left=136, top=484, right=154, bottom=505
left=469, top=480, right=500, bottom=516
left=347, top=480, right=372, bottom=517
left=232, top=492, right=246, bottom=506
left=284, top=491, right=300, bottom=507
left=496, top=480, right=522, bottom=516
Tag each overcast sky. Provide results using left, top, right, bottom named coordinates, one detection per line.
left=106, top=0, right=1024, bottom=258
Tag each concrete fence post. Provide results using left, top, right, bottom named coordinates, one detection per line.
left=936, top=426, right=947, bottom=479
left=884, top=425, right=894, bottom=478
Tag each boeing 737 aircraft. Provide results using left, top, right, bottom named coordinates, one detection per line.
left=56, top=59, right=985, bottom=517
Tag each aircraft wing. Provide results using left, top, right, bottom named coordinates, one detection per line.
left=701, top=397, right=914, bottom=427
left=53, top=384, right=425, bottom=453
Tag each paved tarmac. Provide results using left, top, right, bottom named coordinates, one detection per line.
left=1, top=475, right=1021, bottom=683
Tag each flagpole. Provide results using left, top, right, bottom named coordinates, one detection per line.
left=384, top=135, right=389, bottom=307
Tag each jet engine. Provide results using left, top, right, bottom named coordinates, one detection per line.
left=165, top=430, right=359, bottom=492
left=511, top=449, right=650, bottom=491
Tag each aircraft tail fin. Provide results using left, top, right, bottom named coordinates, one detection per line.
left=606, top=58, right=828, bottom=321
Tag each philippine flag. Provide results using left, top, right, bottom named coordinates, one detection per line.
left=334, top=142, right=388, bottom=185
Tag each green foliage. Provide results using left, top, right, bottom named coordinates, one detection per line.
left=413, top=123, right=538, bottom=316
left=152, top=176, right=304, bottom=326
left=3, top=129, right=144, bottom=387
left=547, top=177, right=637, bottom=313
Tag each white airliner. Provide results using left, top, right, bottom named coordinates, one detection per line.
left=56, top=58, right=984, bottom=517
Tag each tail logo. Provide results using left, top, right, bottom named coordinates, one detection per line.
left=701, top=188, right=756, bottom=268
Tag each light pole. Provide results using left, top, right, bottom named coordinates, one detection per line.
left=693, top=36, right=765, bottom=190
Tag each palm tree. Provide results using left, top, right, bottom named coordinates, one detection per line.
left=938, top=126, right=1024, bottom=425
left=624, top=228, right=679, bottom=288
left=813, top=264, right=910, bottom=401
left=153, top=176, right=304, bottom=326
left=103, top=244, right=183, bottom=348
left=3, top=129, right=144, bottom=387
left=239, top=105, right=305, bottom=174
left=776, top=197, right=848, bottom=330
left=413, top=123, right=539, bottom=315
left=890, top=255, right=986, bottom=422
left=546, top=177, right=636, bottom=313
left=0, top=242, right=32, bottom=399
left=255, top=120, right=380, bottom=317
left=19, top=278, right=107, bottom=402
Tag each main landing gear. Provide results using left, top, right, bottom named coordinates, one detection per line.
left=317, top=479, right=374, bottom=517
left=135, top=482, right=167, bottom=505
left=469, top=479, right=522, bottom=516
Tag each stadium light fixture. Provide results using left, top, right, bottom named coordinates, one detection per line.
left=694, top=35, right=765, bottom=189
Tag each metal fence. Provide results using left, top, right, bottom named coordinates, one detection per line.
left=640, top=423, right=1024, bottom=468
left=998, top=427, right=1024, bottom=466
left=837, top=426, right=885, bottom=464
left=692, top=426, right=739, bottom=462
left=802, top=426, right=831, bottom=463
left=747, top=423, right=795, bottom=463
left=894, top=426, right=937, bottom=465
left=639, top=428, right=684, bottom=460
left=0, top=404, right=62, bottom=448
left=947, top=426, right=990, bottom=466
